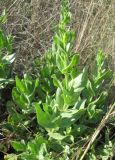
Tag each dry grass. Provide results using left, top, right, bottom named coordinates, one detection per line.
left=1, top=0, right=115, bottom=75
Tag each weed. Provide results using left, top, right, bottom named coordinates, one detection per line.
left=0, top=1, right=114, bottom=160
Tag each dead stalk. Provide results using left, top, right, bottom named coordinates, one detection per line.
left=79, top=103, right=115, bottom=160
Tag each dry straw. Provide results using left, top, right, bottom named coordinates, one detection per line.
left=1, top=0, right=114, bottom=74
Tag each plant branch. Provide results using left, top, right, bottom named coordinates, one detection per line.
left=79, top=103, right=115, bottom=160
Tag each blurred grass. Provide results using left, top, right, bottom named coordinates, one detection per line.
left=0, top=0, right=115, bottom=77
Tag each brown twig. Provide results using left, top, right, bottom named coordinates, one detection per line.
left=79, top=103, right=115, bottom=160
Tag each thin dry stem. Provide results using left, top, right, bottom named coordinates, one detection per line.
left=79, top=103, right=115, bottom=160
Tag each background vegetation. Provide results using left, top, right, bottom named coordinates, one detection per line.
left=0, top=0, right=115, bottom=73
left=0, top=0, right=115, bottom=160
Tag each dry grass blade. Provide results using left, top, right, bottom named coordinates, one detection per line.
left=79, top=103, right=115, bottom=160
left=75, top=0, right=94, bottom=52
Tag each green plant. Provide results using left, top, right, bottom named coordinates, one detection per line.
left=0, top=10, right=15, bottom=89
left=0, top=10, right=15, bottom=159
left=4, top=0, right=114, bottom=159
left=5, top=74, right=39, bottom=139
left=12, top=74, right=39, bottom=113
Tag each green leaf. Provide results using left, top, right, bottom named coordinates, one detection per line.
left=62, top=54, right=79, bottom=73
left=0, top=10, right=7, bottom=24
left=2, top=53, right=15, bottom=64
left=59, top=109, right=86, bottom=127
left=55, top=88, right=64, bottom=110
left=86, top=152, right=96, bottom=160
left=97, top=141, right=113, bottom=159
left=11, top=140, right=26, bottom=152
left=87, top=104, right=96, bottom=119
left=56, top=53, right=68, bottom=72
left=22, top=135, right=48, bottom=160
left=63, top=88, right=81, bottom=106
left=21, top=154, right=36, bottom=160
left=12, top=87, right=29, bottom=109
left=92, top=91, right=108, bottom=107
left=83, top=80, right=95, bottom=102
left=49, top=140, right=64, bottom=152
left=48, top=132, right=66, bottom=140
left=4, top=154, right=17, bottom=160
left=0, top=78, right=14, bottom=89
left=34, top=103, right=58, bottom=129
left=38, top=143, right=47, bottom=160
left=72, top=124, right=88, bottom=136
left=15, top=76, right=26, bottom=93
left=52, top=74, right=63, bottom=90
left=95, top=70, right=112, bottom=86
left=74, top=99, right=86, bottom=110
left=12, top=76, right=39, bottom=111
left=69, top=67, right=88, bottom=90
